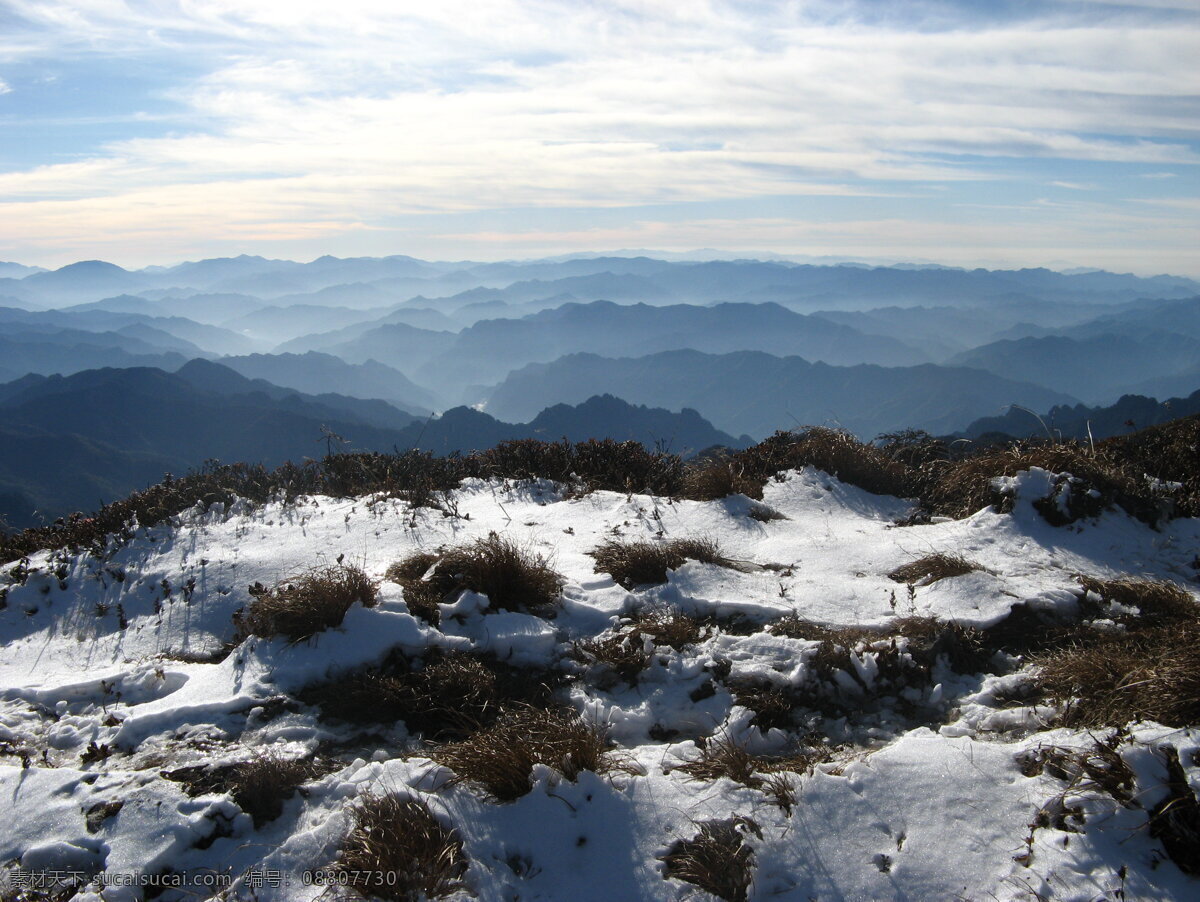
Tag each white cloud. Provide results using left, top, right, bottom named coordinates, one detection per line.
left=0, top=1, right=1197, bottom=268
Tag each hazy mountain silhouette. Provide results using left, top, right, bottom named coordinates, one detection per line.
left=214, top=352, right=442, bottom=413
left=960, top=389, right=1200, bottom=442
left=0, top=365, right=739, bottom=526
left=486, top=349, right=1076, bottom=439
left=400, top=300, right=927, bottom=398
left=947, top=333, right=1200, bottom=402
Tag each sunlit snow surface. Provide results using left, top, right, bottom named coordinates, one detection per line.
left=1, top=467, right=1197, bottom=900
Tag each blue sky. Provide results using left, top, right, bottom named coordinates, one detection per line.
left=0, top=0, right=1197, bottom=274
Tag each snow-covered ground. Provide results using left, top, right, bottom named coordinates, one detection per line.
left=1, top=466, right=1197, bottom=901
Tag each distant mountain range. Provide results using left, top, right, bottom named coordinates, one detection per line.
left=960, top=388, right=1200, bottom=442
left=484, top=348, right=1076, bottom=439
left=0, top=363, right=743, bottom=527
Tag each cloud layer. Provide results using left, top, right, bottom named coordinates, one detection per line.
left=1, top=0, right=1198, bottom=271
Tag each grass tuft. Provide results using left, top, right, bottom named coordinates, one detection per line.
left=387, top=534, right=563, bottom=622
left=164, top=752, right=328, bottom=827
left=233, top=564, right=378, bottom=642
left=887, top=553, right=979, bottom=586
left=675, top=735, right=828, bottom=790
left=1077, top=575, right=1198, bottom=626
left=660, top=817, right=760, bottom=902
left=589, top=537, right=733, bottom=588
left=433, top=707, right=625, bottom=801
left=336, top=793, right=467, bottom=901
left=1035, top=620, right=1200, bottom=727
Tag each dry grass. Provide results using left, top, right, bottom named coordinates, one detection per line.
left=233, top=564, right=379, bottom=642
left=1077, top=575, right=1198, bottom=626
left=301, top=649, right=557, bottom=740
left=888, top=553, right=979, bottom=586
left=681, top=457, right=764, bottom=501
left=573, top=631, right=653, bottom=687
left=631, top=607, right=705, bottom=649
left=336, top=793, right=467, bottom=901
left=675, top=735, right=828, bottom=790
left=163, top=752, right=329, bottom=827
left=1035, top=620, right=1200, bottom=727
left=768, top=615, right=878, bottom=646
left=893, top=616, right=993, bottom=675
left=387, top=534, right=563, bottom=622
left=660, top=817, right=760, bottom=902
left=590, top=537, right=733, bottom=588
left=433, top=707, right=626, bottom=801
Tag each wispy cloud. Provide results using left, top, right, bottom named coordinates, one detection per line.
left=0, top=1, right=1197, bottom=270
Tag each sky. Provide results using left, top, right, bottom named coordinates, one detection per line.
left=0, top=0, right=1198, bottom=274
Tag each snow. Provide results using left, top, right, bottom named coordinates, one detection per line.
left=0, top=465, right=1197, bottom=900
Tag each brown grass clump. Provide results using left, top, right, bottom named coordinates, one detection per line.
left=590, top=537, right=733, bottom=588
left=1077, top=575, right=1198, bottom=626
left=233, top=564, right=378, bottom=642
left=301, top=649, right=557, bottom=740
left=573, top=632, right=653, bottom=687
left=336, top=793, right=467, bottom=901
left=388, top=534, right=564, bottom=622
left=675, top=735, right=828, bottom=790
left=768, top=616, right=877, bottom=646
left=632, top=607, right=705, bottom=650
left=164, top=752, right=329, bottom=827
left=660, top=818, right=760, bottom=902
left=433, top=707, right=624, bottom=801
left=1035, top=620, right=1200, bottom=727
left=887, top=553, right=979, bottom=586
left=893, top=616, right=993, bottom=675
left=681, top=456, right=764, bottom=501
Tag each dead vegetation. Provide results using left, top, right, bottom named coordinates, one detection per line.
left=233, top=564, right=379, bottom=642
left=386, top=534, right=563, bottom=623
left=300, top=649, right=557, bottom=740
left=572, top=631, right=653, bottom=687
left=1035, top=620, right=1200, bottom=727
left=887, top=553, right=979, bottom=586
left=1149, top=747, right=1200, bottom=876
left=335, top=793, right=467, bottom=901
left=163, top=751, right=330, bottom=826
left=1076, top=575, right=1198, bottom=626
left=674, top=734, right=830, bottom=791
left=660, top=817, right=760, bottom=902
left=589, top=537, right=734, bottom=588
left=432, top=707, right=627, bottom=801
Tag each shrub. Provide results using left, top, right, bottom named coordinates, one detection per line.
left=887, top=553, right=979, bottom=586
left=433, top=707, right=623, bottom=801
left=589, top=537, right=732, bottom=588
left=681, top=456, right=762, bottom=501
left=659, top=817, right=760, bottom=902
left=387, top=534, right=563, bottom=620
left=336, top=793, right=467, bottom=901
left=233, top=564, right=378, bottom=642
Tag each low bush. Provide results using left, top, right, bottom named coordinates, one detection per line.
left=336, top=793, right=467, bottom=901
left=590, top=537, right=732, bottom=588
left=387, top=534, right=563, bottom=620
left=660, top=817, right=760, bottom=902
left=433, top=707, right=623, bottom=801
left=233, top=564, right=378, bottom=642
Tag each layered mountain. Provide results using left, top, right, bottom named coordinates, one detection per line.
left=485, top=349, right=1076, bottom=440
left=960, top=388, right=1200, bottom=442
left=0, top=365, right=739, bottom=526
left=947, top=333, right=1200, bottom=403
left=388, top=301, right=926, bottom=398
